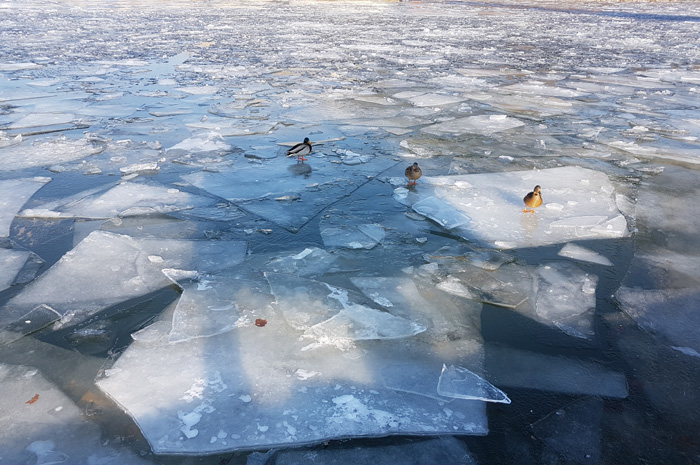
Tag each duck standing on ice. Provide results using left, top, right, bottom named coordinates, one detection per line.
left=287, top=137, right=312, bottom=162
left=405, top=162, right=422, bottom=186
left=522, top=185, right=543, bottom=213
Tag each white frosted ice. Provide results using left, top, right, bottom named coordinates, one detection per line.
left=422, top=115, right=525, bottom=136
left=399, top=166, right=629, bottom=249
left=0, top=248, right=31, bottom=291
left=0, top=136, right=103, bottom=171
left=558, top=243, right=614, bottom=266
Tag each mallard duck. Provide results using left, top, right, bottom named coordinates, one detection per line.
left=522, top=185, right=543, bottom=213
left=405, top=162, right=422, bottom=186
left=287, top=137, right=312, bottom=162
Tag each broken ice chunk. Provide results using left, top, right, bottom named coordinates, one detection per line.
left=0, top=177, right=51, bottom=237
left=266, top=247, right=336, bottom=277
left=535, top=262, right=598, bottom=339
left=437, top=364, right=510, bottom=404
left=320, top=224, right=385, bottom=249
left=558, top=243, right=613, bottom=266
left=381, top=363, right=450, bottom=402
left=422, top=114, right=525, bottom=137
left=306, top=304, right=425, bottom=343
left=0, top=136, right=103, bottom=171
left=0, top=248, right=31, bottom=291
left=412, top=196, right=471, bottom=230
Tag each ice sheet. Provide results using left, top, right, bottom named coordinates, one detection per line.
left=19, top=181, right=216, bottom=220
left=1, top=231, right=247, bottom=338
left=0, top=177, right=50, bottom=237
left=183, top=153, right=396, bottom=231
left=398, top=166, right=629, bottom=249
left=558, top=243, right=613, bottom=266
left=0, top=248, right=31, bottom=291
left=97, top=273, right=488, bottom=454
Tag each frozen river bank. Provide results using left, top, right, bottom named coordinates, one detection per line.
left=1, top=0, right=700, bottom=463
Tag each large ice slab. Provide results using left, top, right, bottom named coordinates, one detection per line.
left=19, top=181, right=216, bottom=220
left=0, top=177, right=50, bottom=237
left=1, top=231, right=247, bottom=340
left=0, top=136, right=103, bottom=171
left=97, top=273, right=488, bottom=454
left=397, top=166, right=629, bottom=249
left=183, top=152, right=396, bottom=231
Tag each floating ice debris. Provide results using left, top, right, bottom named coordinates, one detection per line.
left=422, top=114, right=525, bottom=137
left=1, top=232, right=247, bottom=336
left=535, top=262, right=598, bottom=340
left=530, top=397, right=604, bottom=465
left=321, top=224, right=385, bottom=250
left=381, top=363, right=450, bottom=402
left=0, top=136, right=103, bottom=171
left=266, top=247, right=336, bottom=277
left=0, top=248, right=31, bottom=291
left=0, top=177, right=51, bottom=237
left=404, top=166, right=629, bottom=249
left=0, top=362, right=149, bottom=464
left=425, top=244, right=515, bottom=271
left=167, top=131, right=232, bottom=153
left=272, top=436, right=478, bottom=465
left=19, top=181, right=215, bottom=219
left=558, top=243, right=613, bottom=266
left=412, top=196, right=471, bottom=230
left=169, top=275, right=268, bottom=344
left=437, top=364, right=511, bottom=404
left=119, top=162, right=159, bottom=175
left=485, top=345, right=628, bottom=398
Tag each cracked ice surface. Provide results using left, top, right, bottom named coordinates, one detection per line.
left=396, top=166, right=629, bottom=249
left=97, top=273, right=488, bottom=454
left=183, top=152, right=396, bottom=231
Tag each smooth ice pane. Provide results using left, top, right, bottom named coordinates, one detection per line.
left=558, top=243, right=613, bottom=266
left=437, top=364, right=511, bottom=404
left=381, top=363, right=449, bottom=402
left=0, top=177, right=50, bottom=237
left=485, top=345, right=628, bottom=398
left=266, top=247, right=336, bottom=277
left=412, top=196, right=471, bottom=230
left=531, top=397, right=604, bottom=464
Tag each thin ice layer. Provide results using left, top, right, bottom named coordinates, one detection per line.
left=399, top=166, right=629, bottom=249
left=437, top=364, right=511, bottom=404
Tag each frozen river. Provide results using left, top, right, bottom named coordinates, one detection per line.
left=1, top=0, right=700, bottom=463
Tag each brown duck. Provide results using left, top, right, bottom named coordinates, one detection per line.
left=405, top=162, right=422, bottom=186
left=522, top=185, right=543, bottom=213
